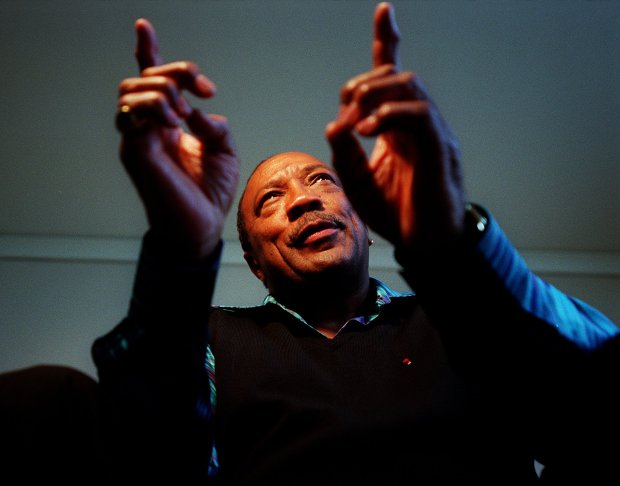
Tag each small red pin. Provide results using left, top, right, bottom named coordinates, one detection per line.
left=402, top=358, right=412, bottom=366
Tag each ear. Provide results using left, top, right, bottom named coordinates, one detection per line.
left=243, top=251, right=264, bottom=282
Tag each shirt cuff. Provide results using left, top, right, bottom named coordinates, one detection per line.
left=92, top=231, right=222, bottom=371
left=128, top=231, right=223, bottom=320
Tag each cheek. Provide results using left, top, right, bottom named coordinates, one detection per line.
left=348, top=209, right=367, bottom=236
left=253, top=239, right=289, bottom=271
left=247, top=217, right=283, bottom=247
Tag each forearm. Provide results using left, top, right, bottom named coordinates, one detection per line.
left=474, top=209, right=617, bottom=349
left=92, top=230, right=221, bottom=375
left=396, top=205, right=618, bottom=361
left=90, top=230, right=220, bottom=482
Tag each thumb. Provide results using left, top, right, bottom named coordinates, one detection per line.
left=325, top=119, right=370, bottom=189
left=186, top=110, right=236, bottom=156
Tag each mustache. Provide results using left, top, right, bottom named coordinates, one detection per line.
left=288, top=213, right=346, bottom=245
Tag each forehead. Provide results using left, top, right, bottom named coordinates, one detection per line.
left=242, top=152, right=333, bottom=200
left=237, top=152, right=336, bottom=219
left=249, top=151, right=332, bottom=186
left=239, top=151, right=335, bottom=218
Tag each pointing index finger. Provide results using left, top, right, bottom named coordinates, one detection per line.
left=135, top=18, right=164, bottom=71
left=372, top=2, right=401, bottom=69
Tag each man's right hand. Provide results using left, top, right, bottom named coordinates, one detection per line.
left=116, top=18, right=239, bottom=259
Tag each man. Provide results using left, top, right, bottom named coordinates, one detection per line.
left=95, top=2, right=618, bottom=484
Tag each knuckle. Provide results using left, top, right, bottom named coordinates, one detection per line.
left=377, top=103, right=393, bottom=117
left=117, top=93, right=131, bottom=107
left=400, top=71, right=416, bottom=85
left=118, top=79, right=131, bottom=94
left=157, top=76, right=178, bottom=96
left=340, top=83, right=353, bottom=103
left=149, top=91, right=167, bottom=106
left=384, top=63, right=399, bottom=75
left=180, top=60, right=199, bottom=76
left=118, top=77, right=144, bottom=94
left=141, top=65, right=157, bottom=77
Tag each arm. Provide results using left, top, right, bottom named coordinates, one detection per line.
left=95, top=17, right=239, bottom=369
left=325, top=2, right=617, bottom=351
left=92, top=19, right=239, bottom=482
left=326, top=4, right=619, bottom=468
left=117, top=18, right=239, bottom=260
left=91, top=231, right=221, bottom=483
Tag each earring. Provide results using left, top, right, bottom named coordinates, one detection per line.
left=368, top=238, right=374, bottom=246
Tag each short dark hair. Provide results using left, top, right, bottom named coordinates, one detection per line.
left=236, top=156, right=275, bottom=253
left=236, top=201, right=251, bottom=253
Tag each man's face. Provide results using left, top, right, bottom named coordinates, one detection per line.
left=239, top=151, right=369, bottom=292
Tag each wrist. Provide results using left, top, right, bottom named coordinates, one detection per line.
left=393, top=202, right=488, bottom=269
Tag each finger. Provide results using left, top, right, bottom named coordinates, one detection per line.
left=119, top=76, right=192, bottom=117
left=339, top=71, right=430, bottom=131
left=186, top=110, right=236, bottom=156
left=135, top=18, right=163, bottom=71
left=349, top=71, right=428, bottom=120
left=340, top=64, right=397, bottom=106
left=354, top=99, right=431, bottom=137
left=355, top=97, right=459, bottom=153
left=372, top=2, right=401, bottom=69
left=143, top=61, right=217, bottom=98
left=118, top=91, right=183, bottom=128
left=325, top=119, right=379, bottom=230
left=325, top=119, right=370, bottom=186
left=355, top=101, right=457, bottom=182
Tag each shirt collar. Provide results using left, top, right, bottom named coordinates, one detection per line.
left=263, top=278, right=414, bottom=336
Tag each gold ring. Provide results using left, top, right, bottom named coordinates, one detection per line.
left=115, top=105, right=144, bottom=133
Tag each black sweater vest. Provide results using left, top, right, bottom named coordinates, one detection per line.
left=207, top=299, right=539, bottom=485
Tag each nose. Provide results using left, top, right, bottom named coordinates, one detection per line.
left=286, top=183, right=323, bottom=221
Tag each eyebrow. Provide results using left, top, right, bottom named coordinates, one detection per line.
left=252, top=163, right=331, bottom=214
left=257, top=163, right=329, bottom=194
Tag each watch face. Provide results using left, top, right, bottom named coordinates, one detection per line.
left=465, top=203, right=487, bottom=237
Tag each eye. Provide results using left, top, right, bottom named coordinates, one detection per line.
left=257, top=190, right=281, bottom=210
left=310, top=172, right=336, bottom=184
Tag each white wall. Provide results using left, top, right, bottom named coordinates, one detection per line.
left=1, top=0, right=618, bottom=378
